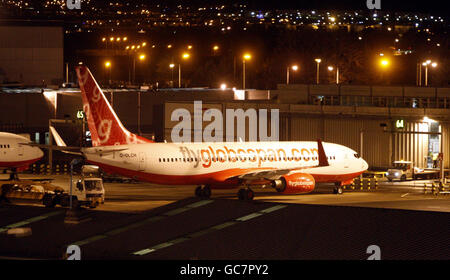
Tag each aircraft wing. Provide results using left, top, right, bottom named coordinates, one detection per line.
left=83, top=147, right=129, bottom=154
left=235, top=165, right=318, bottom=181
left=20, top=142, right=80, bottom=151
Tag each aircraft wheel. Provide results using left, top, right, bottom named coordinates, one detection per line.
left=195, top=186, right=203, bottom=198
left=43, top=194, right=55, bottom=208
left=237, top=189, right=245, bottom=200
left=238, top=188, right=254, bottom=201
left=202, top=185, right=211, bottom=198
left=333, top=186, right=344, bottom=195
left=246, top=188, right=255, bottom=201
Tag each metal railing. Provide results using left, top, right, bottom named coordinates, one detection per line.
left=311, top=95, right=450, bottom=109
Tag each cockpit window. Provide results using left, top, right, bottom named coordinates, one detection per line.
left=354, top=153, right=360, bottom=158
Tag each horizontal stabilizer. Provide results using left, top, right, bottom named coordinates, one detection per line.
left=49, top=126, right=67, bottom=147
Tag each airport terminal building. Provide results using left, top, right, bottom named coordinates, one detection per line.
left=1, top=83, right=450, bottom=171
left=0, top=25, right=63, bottom=86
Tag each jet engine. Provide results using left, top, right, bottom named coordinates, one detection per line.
left=271, top=173, right=315, bottom=194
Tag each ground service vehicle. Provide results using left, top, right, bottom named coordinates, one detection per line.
left=386, top=161, right=440, bottom=181
left=0, top=165, right=104, bottom=208
left=67, top=165, right=105, bottom=208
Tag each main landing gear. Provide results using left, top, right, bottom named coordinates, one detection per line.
left=333, top=182, right=344, bottom=195
left=5, top=168, right=19, bottom=181
left=237, top=187, right=254, bottom=201
left=195, top=185, right=211, bottom=199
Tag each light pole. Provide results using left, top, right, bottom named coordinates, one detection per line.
left=178, top=64, right=181, bottom=88
left=212, top=45, right=219, bottom=56
left=327, top=65, right=339, bottom=84
left=422, top=60, right=437, bottom=86
left=286, top=65, right=298, bottom=84
left=315, top=58, right=321, bottom=84
left=178, top=52, right=190, bottom=88
left=133, top=54, right=146, bottom=85
left=418, top=62, right=422, bottom=86
left=242, top=53, right=251, bottom=90
left=379, top=58, right=390, bottom=83
left=104, top=61, right=111, bottom=85
left=169, top=63, right=175, bottom=87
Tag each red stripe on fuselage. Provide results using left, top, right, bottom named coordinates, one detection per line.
left=0, top=157, right=42, bottom=169
left=89, top=160, right=365, bottom=187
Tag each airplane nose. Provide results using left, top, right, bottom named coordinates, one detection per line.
left=361, top=159, right=368, bottom=170
left=36, top=148, right=44, bottom=158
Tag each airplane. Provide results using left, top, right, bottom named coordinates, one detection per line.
left=67, top=66, right=368, bottom=200
left=0, top=132, right=44, bottom=180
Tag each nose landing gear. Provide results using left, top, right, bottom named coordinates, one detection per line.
left=333, top=182, right=344, bottom=195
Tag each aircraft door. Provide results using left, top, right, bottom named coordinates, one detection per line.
left=344, top=152, right=349, bottom=168
left=138, top=152, right=146, bottom=171
left=18, top=145, right=24, bottom=157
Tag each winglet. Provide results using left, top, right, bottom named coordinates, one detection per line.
left=317, top=139, right=329, bottom=167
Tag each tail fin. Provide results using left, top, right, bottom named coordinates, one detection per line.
left=317, top=139, right=329, bottom=167
left=75, top=66, right=153, bottom=146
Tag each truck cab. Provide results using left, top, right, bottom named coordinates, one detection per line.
left=386, top=161, right=415, bottom=181
left=70, top=165, right=105, bottom=208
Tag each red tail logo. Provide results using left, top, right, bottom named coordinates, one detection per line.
left=75, top=66, right=152, bottom=146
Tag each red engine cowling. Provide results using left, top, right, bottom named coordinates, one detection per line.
left=271, top=173, right=315, bottom=194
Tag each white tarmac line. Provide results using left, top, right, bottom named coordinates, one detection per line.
left=132, top=204, right=288, bottom=256
left=0, top=211, right=64, bottom=234
left=71, top=200, right=214, bottom=247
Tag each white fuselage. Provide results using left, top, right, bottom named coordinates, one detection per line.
left=83, top=141, right=368, bottom=185
left=0, top=132, right=43, bottom=169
